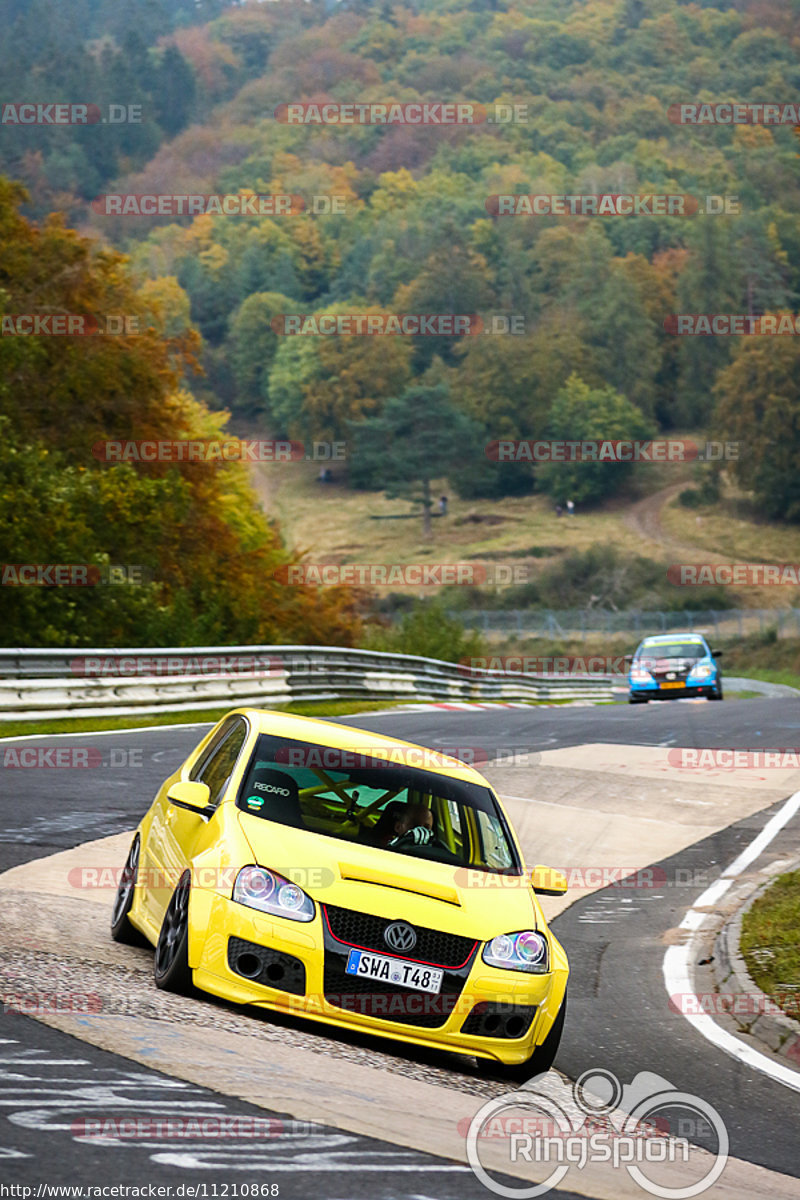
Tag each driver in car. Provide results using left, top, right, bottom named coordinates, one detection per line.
left=388, top=802, right=434, bottom=848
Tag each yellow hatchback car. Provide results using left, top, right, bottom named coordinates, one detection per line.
left=111, top=709, right=569, bottom=1079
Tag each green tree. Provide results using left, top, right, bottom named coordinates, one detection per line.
left=364, top=599, right=485, bottom=664
left=714, top=336, right=800, bottom=522
left=349, top=384, right=481, bottom=538
left=537, top=374, right=657, bottom=507
left=674, top=220, right=740, bottom=426
left=227, top=291, right=296, bottom=417
left=0, top=179, right=359, bottom=647
left=266, top=303, right=412, bottom=441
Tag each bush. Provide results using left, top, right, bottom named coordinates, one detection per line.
left=363, top=599, right=486, bottom=663
left=678, top=471, right=721, bottom=508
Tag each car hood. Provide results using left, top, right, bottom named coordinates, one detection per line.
left=236, top=810, right=542, bottom=940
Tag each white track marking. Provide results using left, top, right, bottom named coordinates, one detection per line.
left=663, top=789, right=800, bottom=1093
left=0, top=721, right=213, bottom=744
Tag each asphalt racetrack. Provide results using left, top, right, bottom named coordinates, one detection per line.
left=1, top=694, right=799, bottom=1197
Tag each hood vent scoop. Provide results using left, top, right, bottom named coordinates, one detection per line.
left=337, top=862, right=461, bottom=906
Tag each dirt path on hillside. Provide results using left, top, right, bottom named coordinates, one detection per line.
left=623, top=481, right=717, bottom=559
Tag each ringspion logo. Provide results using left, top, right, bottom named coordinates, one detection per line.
left=466, top=1069, right=728, bottom=1198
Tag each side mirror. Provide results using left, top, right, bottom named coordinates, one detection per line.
left=530, top=865, right=568, bottom=896
left=167, top=780, right=214, bottom=819
left=711, top=649, right=723, bottom=658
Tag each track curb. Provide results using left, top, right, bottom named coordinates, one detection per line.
left=714, top=858, right=800, bottom=1062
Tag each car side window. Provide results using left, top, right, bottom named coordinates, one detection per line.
left=191, top=718, right=248, bottom=808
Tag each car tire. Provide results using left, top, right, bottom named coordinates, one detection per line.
left=154, top=870, right=193, bottom=993
left=709, top=685, right=723, bottom=700
left=476, top=992, right=567, bottom=1083
left=111, top=835, right=147, bottom=946
left=629, top=697, right=647, bottom=705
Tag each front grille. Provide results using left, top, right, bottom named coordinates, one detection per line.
left=323, top=903, right=476, bottom=968
left=651, top=657, right=694, bottom=682
left=461, top=1001, right=537, bottom=1040
left=227, top=936, right=306, bottom=996
left=321, top=903, right=478, bottom=1028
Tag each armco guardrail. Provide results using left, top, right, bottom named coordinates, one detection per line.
left=0, top=646, right=615, bottom=721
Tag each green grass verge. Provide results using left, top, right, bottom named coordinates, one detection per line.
left=740, top=869, right=800, bottom=1022
left=733, top=668, right=800, bottom=690
left=0, top=699, right=413, bottom=740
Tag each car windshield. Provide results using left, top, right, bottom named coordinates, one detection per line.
left=637, top=640, right=706, bottom=661
left=235, top=734, right=522, bottom=874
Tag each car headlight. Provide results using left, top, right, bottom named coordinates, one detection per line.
left=631, top=665, right=653, bottom=683
left=233, top=866, right=315, bottom=923
left=689, top=662, right=713, bottom=680
left=483, top=930, right=549, bottom=974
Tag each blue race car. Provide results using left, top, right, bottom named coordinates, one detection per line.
left=627, top=633, right=723, bottom=704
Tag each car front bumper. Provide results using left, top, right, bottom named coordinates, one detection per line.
left=629, top=679, right=719, bottom=700
left=187, top=891, right=568, bottom=1065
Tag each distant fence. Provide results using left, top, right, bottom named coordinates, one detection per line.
left=446, top=608, right=800, bottom=640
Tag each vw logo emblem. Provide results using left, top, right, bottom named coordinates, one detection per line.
left=384, top=921, right=417, bottom=953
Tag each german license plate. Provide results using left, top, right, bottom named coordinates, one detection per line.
left=659, top=681, right=684, bottom=689
left=345, top=949, right=443, bottom=994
